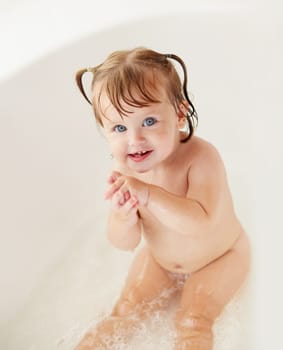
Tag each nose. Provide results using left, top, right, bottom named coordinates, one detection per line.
left=128, top=129, right=146, bottom=147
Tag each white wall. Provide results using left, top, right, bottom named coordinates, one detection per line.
left=0, top=0, right=262, bottom=80
left=0, top=1, right=283, bottom=349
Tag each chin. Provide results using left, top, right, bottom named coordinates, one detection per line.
left=129, top=163, right=151, bottom=174
left=132, top=167, right=149, bottom=174
left=136, top=169, right=149, bottom=174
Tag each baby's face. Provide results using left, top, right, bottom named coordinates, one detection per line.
left=98, top=87, right=183, bottom=174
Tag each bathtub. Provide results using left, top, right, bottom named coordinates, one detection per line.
left=0, top=1, right=282, bottom=349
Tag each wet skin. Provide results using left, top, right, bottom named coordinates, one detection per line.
left=75, top=92, right=250, bottom=350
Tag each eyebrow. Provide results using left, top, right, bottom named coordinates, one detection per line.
left=102, top=103, right=162, bottom=124
left=102, top=115, right=125, bottom=125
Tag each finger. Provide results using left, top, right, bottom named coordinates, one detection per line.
left=124, top=190, right=131, bottom=202
left=107, top=171, right=122, bottom=184
left=111, top=191, right=125, bottom=209
left=112, top=171, right=122, bottom=178
left=117, top=189, right=131, bottom=206
left=109, top=181, right=130, bottom=202
left=117, top=195, right=139, bottom=214
left=129, top=195, right=139, bottom=208
left=111, top=190, right=136, bottom=210
left=107, top=175, right=116, bottom=184
left=104, top=177, right=124, bottom=199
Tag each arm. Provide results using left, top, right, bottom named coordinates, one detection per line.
left=105, top=172, right=142, bottom=251
left=106, top=145, right=225, bottom=237
left=144, top=145, right=226, bottom=235
left=144, top=184, right=208, bottom=235
left=107, top=208, right=142, bottom=251
left=106, top=173, right=209, bottom=237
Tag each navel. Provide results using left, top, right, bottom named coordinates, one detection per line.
left=174, top=264, right=183, bottom=269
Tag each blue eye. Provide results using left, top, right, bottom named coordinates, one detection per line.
left=143, top=117, right=156, bottom=127
left=114, top=124, right=127, bottom=133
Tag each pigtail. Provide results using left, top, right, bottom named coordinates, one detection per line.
left=75, top=68, right=93, bottom=105
left=165, top=53, right=198, bottom=141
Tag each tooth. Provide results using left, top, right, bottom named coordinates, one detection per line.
left=134, top=151, right=147, bottom=155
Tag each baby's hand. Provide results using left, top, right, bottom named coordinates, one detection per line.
left=105, top=172, right=149, bottom=208
left=104, top=172, right=139, bottom=225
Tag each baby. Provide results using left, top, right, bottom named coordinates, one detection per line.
left=74, top=47, right=250, bottom=350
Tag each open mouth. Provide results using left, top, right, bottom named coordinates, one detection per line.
left=128, top=150, right=153, bottom=162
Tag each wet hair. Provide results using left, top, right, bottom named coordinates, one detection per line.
left=75, top=47, right=198, bottom=142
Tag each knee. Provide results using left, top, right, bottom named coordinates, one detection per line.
left=175, top=309, right=213, bottom=332
left=174, top=309, right=213, bottom=347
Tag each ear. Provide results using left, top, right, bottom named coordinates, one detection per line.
left=179, top=100, right=189, bottom=114
left=177, top=100, right=189, bottom=129
left=177, top=114, right=187, bottom=129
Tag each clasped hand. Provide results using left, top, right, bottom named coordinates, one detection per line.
left=104, top=171, right=149, bottom=213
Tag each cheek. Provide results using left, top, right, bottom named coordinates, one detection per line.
left=155, top=124, right=176, bottom=140
left=107, top=137, right=126, bottom=155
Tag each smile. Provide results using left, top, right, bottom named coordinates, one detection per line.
left=128, top=150, right=153, bottom=162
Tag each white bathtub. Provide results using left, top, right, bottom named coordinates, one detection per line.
left=0, top=1, right=282, bottom=349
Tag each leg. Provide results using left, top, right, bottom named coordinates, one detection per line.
left=174, top=232, right=251, bottom=350
left=75, top=246, right=179, bottom=350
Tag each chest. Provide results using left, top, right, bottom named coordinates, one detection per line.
left=147, top=160, right=190, bottom=196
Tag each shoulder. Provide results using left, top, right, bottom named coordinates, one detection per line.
left=185, top=136, right=228, bottom=214
left=184, top=136, right=224, bottom=169
left=185, top=136, right=227, bottom=190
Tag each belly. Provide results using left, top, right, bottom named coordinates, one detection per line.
left=143, top=219, right=243, bottom=274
